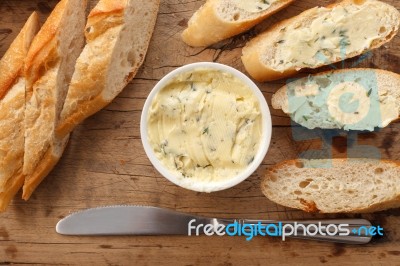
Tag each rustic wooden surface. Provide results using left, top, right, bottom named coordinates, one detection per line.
left=1, top=0, right=400, bottom=265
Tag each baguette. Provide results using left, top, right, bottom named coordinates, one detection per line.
left=23, top=0, right=87, bottom=200
left=56, top=0, right=160, bottom=138
left=261, top=159, right=400, bottom=213
left=242, top=0, right=400, bottom=82
left=0, top=13, right=40, bottom=211
left=181, top=0, right=296, bottom=47
left=272, top=68, right=400, bottom=131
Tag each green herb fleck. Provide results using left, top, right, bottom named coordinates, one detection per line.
left=248, top=156, right=255, bottom=165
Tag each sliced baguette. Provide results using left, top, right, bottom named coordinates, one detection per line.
left=272, top=68, right=400, bottom=131
left=242, top=0, right=400, bottom=82
left=262, top=159, right=400, bottom=213
left=181, top=0, right=296, bottom=47
left=56, top=0, right=160, bottom=138
left=0, top=13, right=40, bottom=211
left=23, top=0, right=87, bottom=199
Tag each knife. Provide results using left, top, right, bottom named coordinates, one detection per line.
left=56, top=206, right=373, bottom=244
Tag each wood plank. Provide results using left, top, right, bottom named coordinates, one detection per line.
left=1, top=0, right=400, bottom=264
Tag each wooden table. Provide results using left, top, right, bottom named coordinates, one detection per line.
left=1, top=0, right=400, bottom=265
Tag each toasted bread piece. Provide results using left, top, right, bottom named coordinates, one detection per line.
left=56, top=0, right=160, bottom=138
left=23, top=0, right=87, bottom=198
left=242, top=0, right=400, bottom=81
left=262, top=159, right=400, bottom=213
left=182, top=0, right=296, bottom=47
left=0, top=13, right=40, bottom=211
left=272, top=68, right=400, bottom=131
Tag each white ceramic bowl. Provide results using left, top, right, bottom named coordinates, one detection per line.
left=140, top=62, right=272, bottom=192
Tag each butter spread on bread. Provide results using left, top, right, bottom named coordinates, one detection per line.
left=242, top=0, right=400, bottom=81
left=0, top=12, right=39, bottom=211
left=272, top=68, right=400, bottom=131
left=262, top=159, right=400, bottom=213
left=23, top=0, right=87, bottom=200
left=182, top=0, right=296, bottom=47
left=232, top=0, right=278, bottom=12
left=57, top=0, right=160, bottom=138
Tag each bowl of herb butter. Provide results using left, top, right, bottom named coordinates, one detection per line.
left=140, top=62, right=272, bottom=192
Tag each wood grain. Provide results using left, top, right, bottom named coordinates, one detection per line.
left=1, top=0, right=400, bottom=265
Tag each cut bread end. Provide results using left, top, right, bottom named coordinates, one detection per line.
left=182, top=0, right=295, bottom=47
left=262, top=159, right=400, bottom=213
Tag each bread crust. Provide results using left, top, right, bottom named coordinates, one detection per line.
left=242, top=0, right=400, bottom=82
left=0, top=12, right=40, bottom=212
left=262, top=159, right=400, bottom=213
left=0, top=12, right=39, bottom=100
left=182, top=0, right=295, bottom=47
left=22, top=136, right=70, bottom=200
left=57, top=0, right=160, bottom=138
left=24, top=0, right=68, bottom=88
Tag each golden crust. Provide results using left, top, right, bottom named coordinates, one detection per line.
left=182, top=0, right=295, bottom=47
left=0, top=173, right=24, bottom=212
left=22, top=136, right=70, bottom=201
left=242, top=0, right=400, bottom=82
left=0, top=13, right=39, bottom=212
left=57, top=94, right=109, bottom=137
left=24, top=0, right=68, bottom=87
left=89, top=0, right=128, bottom=18
left=0, top=12, right=39, bottom=100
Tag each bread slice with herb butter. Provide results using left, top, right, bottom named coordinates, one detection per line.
left=242, top=0, right=400, bottom=82
left=56, top=0, right=160, bottom=138
left=261, top=159, right=400, bottom=213
left=272, top=68, right=400, bottom=131
left=0, top=12, right=40, bottom=211
left=182, top=0, right=296, bottom=47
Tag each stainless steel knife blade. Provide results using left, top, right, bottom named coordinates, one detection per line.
left=56, top=205, right=210, bottom=236
left=56, top=205, right=373, bottom=244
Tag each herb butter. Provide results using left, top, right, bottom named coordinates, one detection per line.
left=272, top=3, right=395, bottom=71
left=147, top=68, right=262, bottom=182
left=232, top=0, right=277, bottom=13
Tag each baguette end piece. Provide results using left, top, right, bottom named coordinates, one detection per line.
left=182, top=0, right=296, bottom=47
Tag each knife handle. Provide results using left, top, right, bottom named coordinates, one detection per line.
left=213, top=218, right=373, bottom=244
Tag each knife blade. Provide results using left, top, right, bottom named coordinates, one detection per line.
left=56, top=205, right=210, bottom=236
left=56, top=205, right=373, bottom=244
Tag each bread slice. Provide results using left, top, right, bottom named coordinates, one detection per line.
left=181, top=0, right=296, bottom=47
left=272, top=68, right=400, bottom=131
left=261, top=159, right=400, bottom=213
left=56, top=0, right=160, bottom=138
left=23, top=0, right=87, bottom=199
left=0, top=13, right=40, bottom=211
left=242, top=0, right=400, bottom=82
